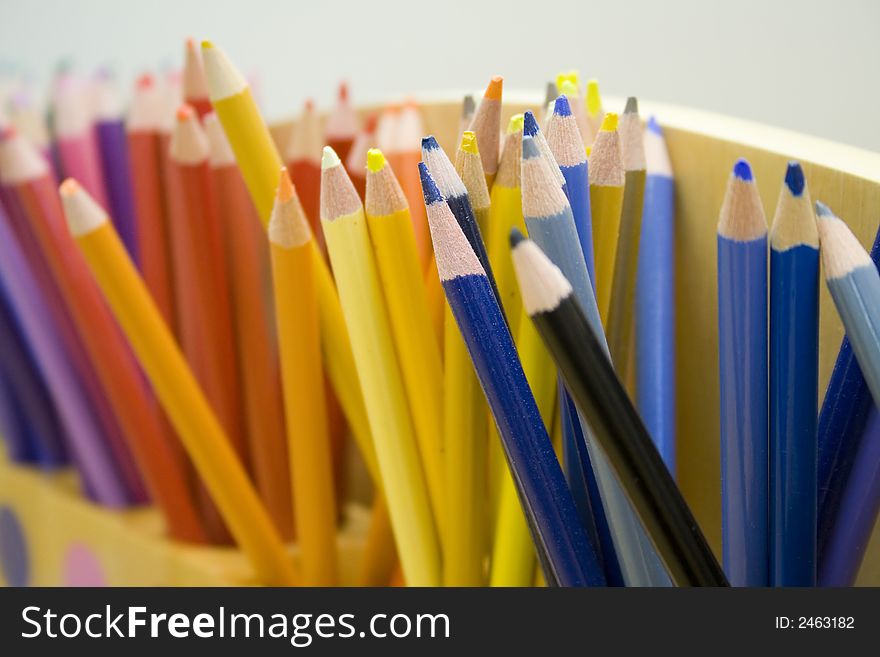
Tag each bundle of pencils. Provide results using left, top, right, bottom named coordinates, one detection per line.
left=2, top=38, right=879, bottom=590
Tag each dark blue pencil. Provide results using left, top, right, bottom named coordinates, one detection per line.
left=717, top=159, right=769, bottom=587
left=769, top=162, right=818, bottom=586
left=420, top=166, right=605, bottom=587
left=635, top=117, right=676, bottom=473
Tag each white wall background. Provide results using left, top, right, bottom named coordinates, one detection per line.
left=1, top=0, right=878, bottom=151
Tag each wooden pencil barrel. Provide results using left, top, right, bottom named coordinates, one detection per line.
left=273, top=94, right=880, bottom=586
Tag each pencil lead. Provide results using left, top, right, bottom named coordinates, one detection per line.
left=507, top=113, right=524, bottom=134
left=201, top=40, right=214, bottom=50
left=462, top=94, right=475, bottom=118
left=421, top=135, right=440, bottom=152
left=544, top=82, right=558, bottom=107
left=554, top=95, right=572, bottom=117
left=586, top=79, right=602, bottom=117
left=459, top=131, right=479, bottom=155
left=600, top=112, right=618, bottom=132
left=484, top=76, right=503, bottom=100
left=521, top=134, right=541, bottom=160
left=815, top=200, right=833, bottom=217
left=321, top=145, right=341, bottom=170
left=733, top=158, right=753, bottom=182
left=646, top=115, right=662, bottom=135
left=624, top=97, right=638, bottom=115
left=338, top=81, right=349, bottom=102
left=509, top=227, right=526, bottom=248
left=784, top=162, right=805, bottom=197
left=137, top=73, right=154, bottom=89
left=277, top=167, right=294, bottom=202
left=418, top=162, right=443, bottom=206
left=555, top=70, right=579, bottom=90
left=523, top=111, right=540, bottom=138
left=366, top=148, right=386, bottom=173
left=559, top=80, right=579, bottom=99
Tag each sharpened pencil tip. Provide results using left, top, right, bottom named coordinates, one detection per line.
left=646, top=115, right=662, bottom=135
left=600, top=112, right=618, bottom=132
left=815, top=200, right=834, bottom=217
left=419, top=162, right=443, bottom=206
left=484, top=76, right=503, bottom=100
left=559, top=79, right=579, bottom=98
left=521, top=134, right=540, bottom=159
left=59, top=178, right=80, bottom=195
left=366, top=148, right=386, bottom=173
left=523, top=111, right=539, bottom=137
left=586, top=79, right=602, bottom=117
left=176, top=104, right=195, bottom=122
left=624, top=97, right=639, bottom=115
left=509, top=227, right=526, bottom=248
left=321, top=146, right=341, bottom=170
left=555, top=70, right=579, bottom=91
left=421, top=135, right=440, bottom=152
left=200, top=40, right=214, bottom=50
left=554, top=95, right=572, bottom=117
left=462, top=94, right=475, bottom=118
left=784, top=161, right=805, bottom=197
left=733, top=158, right=753, bottom=182
left=459, top=131, right=479, bottom=155
left=338, top=81, right=348, bottom=102
left=277, top=167, right=294, bottom=202
left=507, top=113, right=524, bottom=134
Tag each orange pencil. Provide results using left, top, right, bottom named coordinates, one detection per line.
left=126, top=74, right=175, bottom=327
left=284, top=99, right=323, bottom=250
left=387, top=100, right=429, bottom=268
left=346, top=112, right=377, bottom=200
left=183, top=38, right=213, bottom=119
left=325, top=81, right=358, bottom=164
left=469, top=76, right=503, bottom=189
left=0, top=128, right=205, bottom=543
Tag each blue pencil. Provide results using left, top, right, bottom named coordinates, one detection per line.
left=819, top=407, right=880, bottom=586
left=522, top=110, right=566, bottom=191
left=420, top=166, right=605, bottom=587
left=768, top=162, right=818, bottom=586
left=635, top=117, right=676, bottom=473
left=717, top=159, right=769, bottom=587
left=545, top=95, right=594, bottom=285
left=521, top=133, right=670, bottom=586
left=816, top=223, right=880, bottom=558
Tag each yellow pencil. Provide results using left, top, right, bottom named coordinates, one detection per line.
left=424, top=258, right=445, bottom=352
left=201, top=41, right=379, bottom=483
left=60, top=179, right=297, bottom=586
left=606, top=98, right=647, bottom=377
left=365, top=148, right=446, bottom=542
left=454, top=131, right=491, bottom=235
left=590, top=112, right=625, bottom=323
left=586, top=78, right=605, bottom=143
left=269, top=169, right=338, bottom=586
left=321, top=146, right=440, bottom=586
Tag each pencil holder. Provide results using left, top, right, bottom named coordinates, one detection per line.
left=0, top=452, right=370, bottom=586
left=273, top=94, right=880, bottom=586
left=1, top=95, right=878, bottom=587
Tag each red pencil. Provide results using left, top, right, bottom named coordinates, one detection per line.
left=325, top=82, right=358, bottom=164
left=183, top=38, right=212, bottom=119
left=284, top=100, right=323, bottom=251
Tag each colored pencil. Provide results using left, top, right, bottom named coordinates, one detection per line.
left=421, top=167, right=604, bottom=587
left=816, top=203, right=880, bottom=408
left=325, top=81, right=358, bottom=164
left=365, top=148, right=446, bottom=546
left=557, top=78, right=590, bottom=148
left=269, top=169, right=337, bottom=585
left=511, top=232, right=728, bottom=587
left=346, top=112, right=377, bottom=199
left=7, top=87, right=51, bottom=165
left=589, top=112, right=625, bottom=322
left=769, top=162, right=818, bottom=586
left=635, top=116, right=676, bottom=473
left=126, top=74, right=176, bottom=324
left=284, top=99, right=323, bottom=248
left=486, top=114, right=526, bottom=331
left=459, top=94, right=475, bottom=139
left=61, top=180, right=298, bottom=585
left=717, top=159, right=769, bottom=586
left=545, top=95, right=594, bottom=284
left=540, top=81, right=558, bottom=129
left=182, top=38, right=212, bottom=119
left=819, top=408, right=880, bottom=586
left=585, top=79, right=604, bottom=142
left=375, top=103, right=399, bottom=154
left=606, top=98, right=646, bottom=375
left=521, top=134, right=667, bottom=587
left=0, top=371, right=38, bottom=464
left=93, top=72, right=139, bottom=263
left=2, top=130, right=232, bottom=537
left=52, top=76, right=108, bottom=207
left=469, top=76, right=502, bottom=189
left=321, top=146, right=440, bottom=586
left=522, top=111, right=565, bottom=190
left=0, top=288, right=66, bottom=465
left=454, top=131, right=490, bottom=234
left=204, top=110, right=293, bottom=534
left=388, top=100, right=430, bottom=269
left=816, top=224, right=880, bottom=559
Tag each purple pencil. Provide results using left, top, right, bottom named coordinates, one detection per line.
left=94, top=73, right=140, bottom=264
left=0, top=202, right=134, bottom=505
left=819, top=408, right=880, bottom=586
